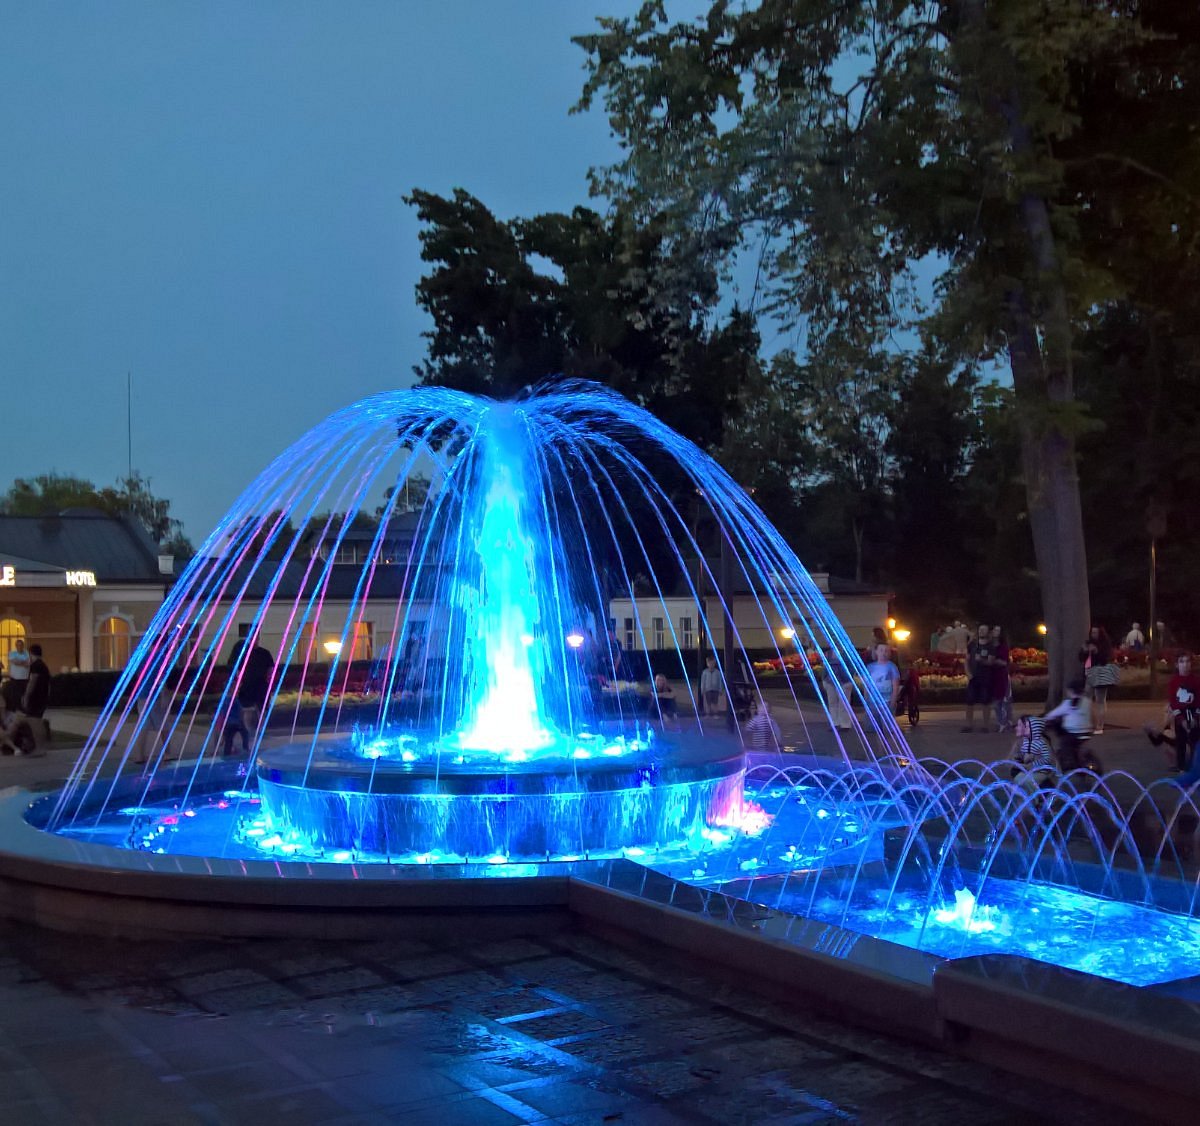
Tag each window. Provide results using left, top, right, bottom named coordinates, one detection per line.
left=334, top=544, right=358, bottom=565
left=350, top=621, right=373, bottom=662
left=624, top=617, right=636, bottom=651
left=679, top=616, right=694, bottom=650
left=652, top=616, right=665, bottom=650
left=95, top=616, right=132, bottom=671
left=0, top=618, right=25, bottom=661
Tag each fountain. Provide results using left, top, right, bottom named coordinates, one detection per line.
left=3, top=382, right=1200, bottom=1035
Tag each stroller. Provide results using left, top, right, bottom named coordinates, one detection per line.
left=894, top=666, right=920, bottom=726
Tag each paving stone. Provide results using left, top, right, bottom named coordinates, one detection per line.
left=0, top=917, right=1143, bottom=1124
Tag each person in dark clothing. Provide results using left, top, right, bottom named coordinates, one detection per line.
left=21, top=644, right=50, bottom=718
left=1163, top=653, right=1200, bottom=773
left=233, top=642, right=275, bottom=740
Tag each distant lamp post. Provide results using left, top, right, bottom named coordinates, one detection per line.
left=892, top=628, right=911, bottom=643
left=565, top=632, right=585, bottom=650
left=780, top=626, right=796, bottom=641
left=1037, top=623, right=1048, bottom=639
left=1147, top=501, right=1168, bottom=695
left=157, top=552, right=175, bottom=601
left=323, top=639, right=342, bottom=657
left=886, top=617, right=897, bottom=631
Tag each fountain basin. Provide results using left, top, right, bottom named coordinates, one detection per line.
left=255, top=733, right=746, bottom=858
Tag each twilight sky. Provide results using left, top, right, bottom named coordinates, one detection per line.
left=2, top=0, right=700, bottom=542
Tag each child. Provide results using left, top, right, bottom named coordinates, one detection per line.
left=1010, top=715, right=1057, bottom=795
left=1043, top=678, right=1092, bottom=772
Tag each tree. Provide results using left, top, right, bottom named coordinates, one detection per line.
left=406, top=188, right=759, bottom=455
left=0, top=471, right=193, bottom=556
left=576, top=1, right=1163, bottom=696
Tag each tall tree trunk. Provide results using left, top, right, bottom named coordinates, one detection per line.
left=958, top=0, right=1091, bottom=704
left=1006, top=235, right=1090, bottom=701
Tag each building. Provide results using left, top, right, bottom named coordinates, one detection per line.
left=0, top=511, right=172, bottom=673
left=608, top=571, right=892, bottom=657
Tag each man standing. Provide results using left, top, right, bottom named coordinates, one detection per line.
left=21, top=644, right=50, bottom=718
left=5, top=638, right=30, bottom=712
left=962, top=625, right=994, bottom=733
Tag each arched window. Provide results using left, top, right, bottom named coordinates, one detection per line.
left=0, top=618, right=26, bottom=662
left=350, top=621, right=373, bottom=662
left=95, top=616, right=132, bottom=671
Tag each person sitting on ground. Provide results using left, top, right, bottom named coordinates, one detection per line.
left=1043, top=678, right=1093, bottom=772
left=0, top=697, right=36, bottom=756
left=652, top=673, right=678, bottom=727
left=1009, top=715, right=1057, bottom=796
left=742, top=696, right=782, bottom=750
left=1162, top=652, right=1200, bottom=773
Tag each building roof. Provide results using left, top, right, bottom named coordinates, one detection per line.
left=0, top=513, right=162, bottom=583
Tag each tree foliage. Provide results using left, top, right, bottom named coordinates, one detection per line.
left=0, top=471, right=193, bottom=557
left=406, top=188, right=761, bottom=455
left=575, top=0, right=1198, bottom=694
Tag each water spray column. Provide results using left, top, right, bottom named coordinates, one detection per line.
left=454, top=406, right=553, bottom=760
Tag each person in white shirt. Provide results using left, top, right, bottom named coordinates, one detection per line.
left=4, top=639, right=30, bottom=712
left=1044, top=678, right=1093, bottom=772
left=699, top=655, right=724, bottom=717
left=1123, top=623, right=1145, bottom=651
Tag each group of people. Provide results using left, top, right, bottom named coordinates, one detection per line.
left=0, top=639, right=52, bottom=757
left=960, top=624, right=1015, bottom=734
left=1, top=638, right=51, bottom=718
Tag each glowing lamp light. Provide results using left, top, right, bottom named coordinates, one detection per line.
left=886, top=617, right=897, bottom=630
left=893, top=628, right=911, bottom=642
left=322, top=639, right=342, bottom=656
left=565, top=632, right=585, bottom=649
left=780, top=626, right=796, bottom=641
left=519, top=632, right=535, bottom=647
left=1037, top=623, right=1048, bottom=636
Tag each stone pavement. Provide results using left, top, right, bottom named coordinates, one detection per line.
left=0, top=917, right=1136, bottom=1125
left=0, top=702, right=1169, bottom=1123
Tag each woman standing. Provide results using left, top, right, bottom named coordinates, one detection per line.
left=1079, top=625, right=1118, bottom=734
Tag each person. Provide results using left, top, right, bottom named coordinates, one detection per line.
left=950, top=621, right=971, bottom=655
left=1010, top=715, right=1057, bottom=797
left=21, top=644, right=50, bottom=719
left=866, top=642, right=900, bottom=712
left=4, top=637, right=30, bottom=712
left=231, top=641, right=274, bottom=742
left=131, top=671, right=180, bottom=765
left=699, top=655, right=723, bottom=717
left=936, top=626, right=957, bottom=655
left=1162, top=653, right=1200, bottom=773
left=652, top=673, right=678, bottom=727
left=1124, top=622, right=1145, bottom=651
left=823, top=648, right=852, bottom=731
left=929, top=626, right=942, bottom=653
left=221, top=697, right=251, bottom=757
left=991, top=626, right=1014, bottom=732
left=1079, top=625, right=1117, bottom=734
left=962, top=625, right=993, bottom=733
left=0, top=696, right=37, bottom=756
left=1044, top=678, right=1093, bottom=772
left=742, top=696, right=782, bottom=750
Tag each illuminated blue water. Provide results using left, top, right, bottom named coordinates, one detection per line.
left=778, top=878, right=1200, bottom=986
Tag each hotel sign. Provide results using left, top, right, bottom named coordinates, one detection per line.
left=0, top=564, right=97, bottom=588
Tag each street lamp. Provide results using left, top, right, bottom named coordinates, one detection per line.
left=157, top=551, right=175, bottom=601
